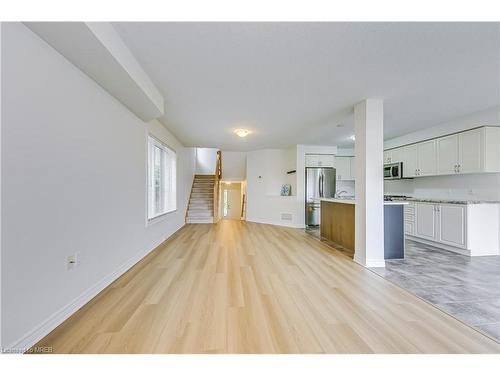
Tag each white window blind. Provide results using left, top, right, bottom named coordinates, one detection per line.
left=148, top=135, right=176, bottom=219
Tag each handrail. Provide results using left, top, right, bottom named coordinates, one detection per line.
left=213, top=150, right=222, bottom=222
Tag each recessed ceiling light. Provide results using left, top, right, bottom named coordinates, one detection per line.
left=234, top=129, right=251, bottom=138
left=350, top=135, right=356, bottom=141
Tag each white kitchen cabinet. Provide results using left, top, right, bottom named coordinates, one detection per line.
left=484, top=127, right=500, bottom=172
left=416, top=139, right=437, bottom=176
left=383, top=150, right=392, bottom=164
left=437, top=204, right=467, bottom=249
left=415, top=203, right=437, bottom=240
left=349, top=157, right=356, bottom=180
left=401, top=144, right=418, bottom=178
left=458, top=128, right=483, bottom=174
left=305, top=154, right=334, bottom=168
left=335, top=156, right=352, bottom=181
left=404, top=221, right=415, bottom=236
left=408, top=201, right=499, bottom=256
left=437, top=128, right=483, bottom=176
left=384, top=147, right=403, bottom=164
left=391, top=147, right=404, bottom=163
left=437, top=134, right=459, bottom=175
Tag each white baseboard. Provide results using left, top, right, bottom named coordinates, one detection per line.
left=245, top=217, right=305, bottom=229
left=6, top=224, right=185, bottom=353
left=353, top=253, right=386, bottom=268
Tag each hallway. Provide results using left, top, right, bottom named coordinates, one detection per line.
left=34, top=221, right=499, bottom=353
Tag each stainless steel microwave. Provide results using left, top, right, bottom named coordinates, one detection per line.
left=384, top=162, right=403, bottom=180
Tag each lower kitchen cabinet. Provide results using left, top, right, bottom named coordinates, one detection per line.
left=405, top=201, right=499, bottom=256
left=415, top=203, right=437, bottom=240
left=437, top=204, right=466, bottom=248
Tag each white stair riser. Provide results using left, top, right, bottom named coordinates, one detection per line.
left=186, top=217, right=214, bottom=223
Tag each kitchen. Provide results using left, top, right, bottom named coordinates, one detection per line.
left=305, top=122, right=500, bottom=341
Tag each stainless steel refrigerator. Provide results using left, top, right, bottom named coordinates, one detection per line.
left=305, top=167, right=336, bottom=227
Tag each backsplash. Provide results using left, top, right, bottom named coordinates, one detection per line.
left=385, top=173, right=500, bottom=201
left=336, top=180, right=355, bottom=197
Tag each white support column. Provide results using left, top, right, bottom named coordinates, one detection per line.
left=353, top=99, right=385, bottom=268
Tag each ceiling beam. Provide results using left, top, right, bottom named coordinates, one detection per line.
left=25, top=22, right=164, bottom=122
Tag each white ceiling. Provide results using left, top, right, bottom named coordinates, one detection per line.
left=113, top=22, right=499, bottom=151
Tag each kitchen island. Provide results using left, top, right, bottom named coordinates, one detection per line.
left=320, top=198, right=408, bottom=259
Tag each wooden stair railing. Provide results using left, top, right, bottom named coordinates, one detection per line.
left=213, top=150, right=222, bottom=222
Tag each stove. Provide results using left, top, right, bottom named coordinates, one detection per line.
left=384, top=195, right=412, bottom=201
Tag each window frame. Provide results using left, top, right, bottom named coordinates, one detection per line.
left=147, top=134, right=177, bottom=223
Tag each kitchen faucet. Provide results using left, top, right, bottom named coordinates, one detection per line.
left=335, top=190, right=348, bottom=198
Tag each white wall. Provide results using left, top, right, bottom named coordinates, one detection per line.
left=195, top=147, right=218, bottom=175
left=246, top=148, right=300, bottom=227
left=385, top=173, right=500, bottom=201
left=1, top=23, right=195, bottom=349
left=221, top=151, right=247, bottom=181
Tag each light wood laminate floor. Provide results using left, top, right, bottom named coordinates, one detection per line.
left=34, top=220, right=500, bottom=353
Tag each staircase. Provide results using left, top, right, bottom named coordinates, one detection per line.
left=186, top=175, right=216, bottom=223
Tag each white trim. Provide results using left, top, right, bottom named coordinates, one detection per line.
left=354, top=253, right=386, bottom=268
left=245, top=217, right=305, bottom=229
left=147, top=133, right=177, bottom=221
left=5, top=225, right=185, bottom=353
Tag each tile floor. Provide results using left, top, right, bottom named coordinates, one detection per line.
left=371, top=240, right=500, bottom=341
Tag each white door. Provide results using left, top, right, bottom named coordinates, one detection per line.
left=437, top=204, right=467, bottom=248
left=459, top=128, right=483, bottom=174
left=222, top=186, right=242, bottom=219
left=349, top=157, right=356, bottom=180
left=437, top=134, right=459, bottom=175
left=415, top=203, right=437, bottom=240
left=401, top=144, right=418, bottom=178
left=335, top=157, right=351, bottom=181
left=417, top=139, right=437, bottom=176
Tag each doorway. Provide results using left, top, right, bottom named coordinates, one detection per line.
left=221, top=182, right=242, bottom=220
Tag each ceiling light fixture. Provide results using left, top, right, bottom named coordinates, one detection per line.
left=350, top=135, right=356, bottom=141
left=234, top=129, right=251, bottom=138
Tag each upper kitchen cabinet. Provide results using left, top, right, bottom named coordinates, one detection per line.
left=391, top=147, right=404, bottom=163
left=435, top=127, right=500, bottom=176
left=437, top=134, right=460, bottom=175
left=383, top=150, right=392, bottom=164
left=483, top=126, right=500, bottom=172
left=305, top=154, right=335, bottom=168
left=459, top=128, right=483, bottom=173
left=384, top=147, right=403, bottom=164
left=416, top=139, right=437, bottom=176
left=349, top=157, right=356, bottom=179
left=335, top=156, right=354, bottom=181
left=401, top=144, right=417, bottom=178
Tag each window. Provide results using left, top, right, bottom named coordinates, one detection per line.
left=148, top=135, right=176, bottom=219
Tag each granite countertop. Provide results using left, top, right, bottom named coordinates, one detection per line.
left=319, top=198, right=408, bottom=205
left=391, top=197, right=500, bottom=205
